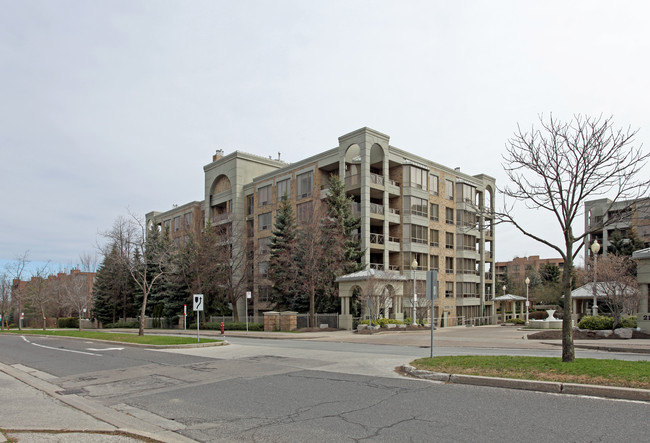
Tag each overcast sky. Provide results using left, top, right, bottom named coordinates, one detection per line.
left=1, top=0, right=649, bottom=274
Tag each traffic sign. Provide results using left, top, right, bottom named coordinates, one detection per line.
left=193, top=294, right=204, bottom=311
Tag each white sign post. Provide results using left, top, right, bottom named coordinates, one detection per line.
left=193, top=294, right=204, bottom=342
left=245, top=291, right=251, bottom=334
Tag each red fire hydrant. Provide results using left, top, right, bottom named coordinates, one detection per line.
left=220, top=321, right=225, bottom=335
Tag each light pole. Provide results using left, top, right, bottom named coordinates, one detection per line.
left=525, top=277, right=530, bottom=325
left=591, top=239, right=600, bottom=317
left=411, top=258, right=418, bottom=325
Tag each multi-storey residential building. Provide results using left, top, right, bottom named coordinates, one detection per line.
left=147, top=127, right=497, bottom=326
left=584, top=197, right=650, bottom=259
left=495, top=256, right=565, bottom=285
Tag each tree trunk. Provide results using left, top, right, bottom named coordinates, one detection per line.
left=138, top=292, right=147, bottom=336
left=561, top=250, right=574, bottom=362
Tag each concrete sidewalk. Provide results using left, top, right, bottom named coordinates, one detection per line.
left=0, top=362, right=195, bottom=443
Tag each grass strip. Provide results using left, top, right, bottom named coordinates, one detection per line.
left=0, top=329, right=219, bottom=345
left=412, top=355, right=650, bottom=390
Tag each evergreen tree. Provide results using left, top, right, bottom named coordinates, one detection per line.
left=269, top=198, right=305, bottom=310
left=325, top=174, right=364, bottom=273
left=607, top=228, right=646, bottom=256
left=92, top=243, right=137, bottom=325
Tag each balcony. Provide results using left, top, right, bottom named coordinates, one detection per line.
left=369, top=262, right=384, bottom=270
left=370, top=233, right=384, bottom=245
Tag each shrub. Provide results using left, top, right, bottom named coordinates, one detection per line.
left=506, top=318, right=525, bottom=325
left=104, top=321, right=139, bottom=329
left=618, top=316, right=637, bottom=328
left=578, top=315, right=614, bottom=330
left=528, top=311, right=548, bottom=320
left=57, top=317, right=79, bottom=328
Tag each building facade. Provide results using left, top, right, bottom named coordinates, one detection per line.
left=584, top=197, right=650, bottom=259
left=147, top=127, right=497, bottom=325
left=495, top=256, right=565, bottom=285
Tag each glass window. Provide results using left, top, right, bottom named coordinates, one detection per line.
left=258, top=286, right=271, bottom=302
left=258, top=212, right=272, bottom=231
left=277, top=179, right=290, bottom=200
left=258, top=237, right=272, bottom=255
left=173, top=216, right=181, bottom=232
left=404, top=224, right=427, bottom=244
left=430, top=203, right=439, bottom=221
left=297, top=171, right=313, bottom=198
left=258, top=261, right=269, bottom=277
left=445, top=281, right=454, bottom=298
left=403, top=166, right=428, bottom=190
left=258, top=185, right=272, bottom=206
left=445, top=232, right=454, bottom=249
left=183, top=213, right=192, bottom=229
left=163, top=220, right=171, bottom=233
left=430, top=255, right=439, bottom=271
left=429, top=175, right=439, bottom=195
left=445, top=256, right=454, bottom=274
left=297, top=201, right=313, bottom=224
left=404, top=196, right=428, bottom=217
left=246, top=195, right=254, bottom=215
left=445, top=179, right=454, bottom=200
left=430, top=229, right=439, bottom=247
left=445, top=207, right=454, bottom=224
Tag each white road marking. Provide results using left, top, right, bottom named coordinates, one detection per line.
left=86, top=347, right=124, bottom=351
left=21, top=336, right=102, bottom=356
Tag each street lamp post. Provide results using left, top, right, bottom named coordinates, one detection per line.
left=411, top=258, right=418, bottom=325
left=591, top=239, right=600, bottom=317
left=525, top=277, right=530, bottom=325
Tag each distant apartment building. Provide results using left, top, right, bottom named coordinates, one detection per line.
left=584, top=197, right=650, bottom=259
left=495, top=256, right=564, bottom=285
left=147, top=127, right=497, bottom=325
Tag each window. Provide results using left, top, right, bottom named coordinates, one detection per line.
left=258, top=261, right=269, bottom=278
left=246, top=220, right=254, bottom=237
left=297, top=201, right=313, bottom=224
left=445, top=179, right=454, bottom=200
left=445, top=207, right=454, bottom=224
left=445, top=232, right=454, bottom=249
left=429, top=175, right=439, bottom=195
left=458, top=183, right=476, bottom=204
left=457, top=234, right=475, bottom=251
left=457, top=258, right=477, bottom=274
left=457, top=282, right=478, bottom=298
left=297, top=171, right=313, bottom=198
left=430, top=203, right=439, bottom=221
left=430, top=254, right=439, bottom=271
left=403, top=166, right=428, bottom=190
left=183, top=213, right=192, bottom=229
left=258, top=212, right=272, bottom=231
left=445, top=281, right=454, bottom=298
left=246, top=195, right=254, bottom=215
left=258, top=286, right=271, bottom=302
left=404, top=224, right=428, bottom=244
left=258, top=185, right=272, bottom=206
left=259, top=237, right=272, bottom=255
left=430, top=229, right=439, bottom=247
left=173, top=216, right=181, bottom=232
left=404, top=196, right=428, bottom=217
left=163, top=220, right=171, bottom=233
left=445, top=256, right=454, bottom=274
left=277, top=179, right=290, bottom=200
left=457, top=209, right=477, bottom=228
left=404, top=252, right=427, bottom=270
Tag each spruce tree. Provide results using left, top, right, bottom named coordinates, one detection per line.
left=325, top=174, right=364, bottom=273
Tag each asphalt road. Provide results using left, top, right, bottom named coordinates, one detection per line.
left=1, top=333, right=648, bottom=442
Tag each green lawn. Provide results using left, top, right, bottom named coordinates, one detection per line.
left=412, top=355, right=650, bottom=390
left=0, top=329, right=220, bottom=345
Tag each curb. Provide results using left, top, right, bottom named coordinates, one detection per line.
left=541, top=341, right=650, bottom=354
left=400, top=365, right=650, bottom=402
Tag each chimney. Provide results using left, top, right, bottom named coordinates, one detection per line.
left=213, top=149, right=224, bottom=162
left=277, top=152, right=281, bottom=161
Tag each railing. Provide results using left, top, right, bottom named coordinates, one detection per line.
left=387, top=236, right=400, bottom=243
left=370, top=233, right=384, bottom=244
left=446, top=244, right=454, bottom=249
left=388, top=207, right=400, bottom=215
left=388, top=264, right=401, bottom=271
left=370, top=173, right=384, bottom=186
left=345, top=174, right=361, bottom=187
left=430, top=241, right=439, bottom=247
left=430, top=215, right=439, bottom=221
left=446, top=218, right=454, bottom=224
left=369, top=263, right=384, bottom=270
left=485, top=272, right=493, bottom=280
left=212, top=212, right=232, bottom=223
left=370, top=203, right=384, bottom=215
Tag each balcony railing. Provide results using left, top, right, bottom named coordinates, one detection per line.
left=370, top=203, right=384, bottom=215
left=345, top=173, right=361, bottom=187
left=370, top=173, right=384, bottom=186
left=369, top=263, right=384, bottom=270
left=387, top=236, right=400, bottom=243
left=370, top=233, right=384, bottom=244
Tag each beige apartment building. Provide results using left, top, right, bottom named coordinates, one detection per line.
left=147, top=127, right=497, bottom=326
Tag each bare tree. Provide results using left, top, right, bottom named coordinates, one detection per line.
left=23, top=263, right=53, bottom=330
left=78, top=252, right=98, bottom=273
left=0, top=272, right=11, bottom=330
left=103, top=214, right=173, bottom=336
left=361, top=272, right=400, bottom=322
left=7, top=251, right=29, bottom=330
left=61, top=272, right=92, bottom=330
left=499, top=114, right=649, bottom=362
left=584, top=255, right=640, bottom=328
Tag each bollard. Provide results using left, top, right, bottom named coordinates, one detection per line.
left=220, top=321, right=224, bottom=334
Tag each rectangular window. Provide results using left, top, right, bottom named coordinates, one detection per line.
left=246, top=220, right=254, bottom=237
left=458, top=183, right=475, bottom=204
left=445, top=207, right=454, bottom=224
left=445, top=281, right=454, bottom=298
left=404, top=196, right=428, bottom=217
left=297, top=171, right=313, bottom=198
left=258, top=185, right=272, bottom=206
left=430, top=203, right=439, bottom=221
left=258, top=285, right=271, bottom=302
left=430, top=254, right=439, bottom=271
left=277, top=179, right=290, bottom=200
left=246, top=195, right=254, bottom=215
left=429, top=175, right=439, bottom=195
left=445, top=256, right=454, bottom=274
left=258, top=212, right=272, bottom=231
left=404, top=224, right=427, bottom=244
left=445, top=179, right=454, bottom=200
left=404, top=252, right=427, bottom=270
left=258, top=237, right=272, bottom=255
left=258, top=261, right=269, bottom=278
left=173, top=216, right=181, bottom=232
left=297, top=201, right=313, bottom=224
left=445, top=232, right=454, bottom=249
left=403, top=165, right=428, bottom=190
left=163, top=220, right=171, bottom=233
left=430, top=229, right=439, bottom=247
left=183, top=213, right=192, bottom=229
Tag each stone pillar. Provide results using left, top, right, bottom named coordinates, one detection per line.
left=633, top=248, right=650, bottom=333
left=280, top=311, right=298, bottom=331
left=263, top=311, right=280, bottom=332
